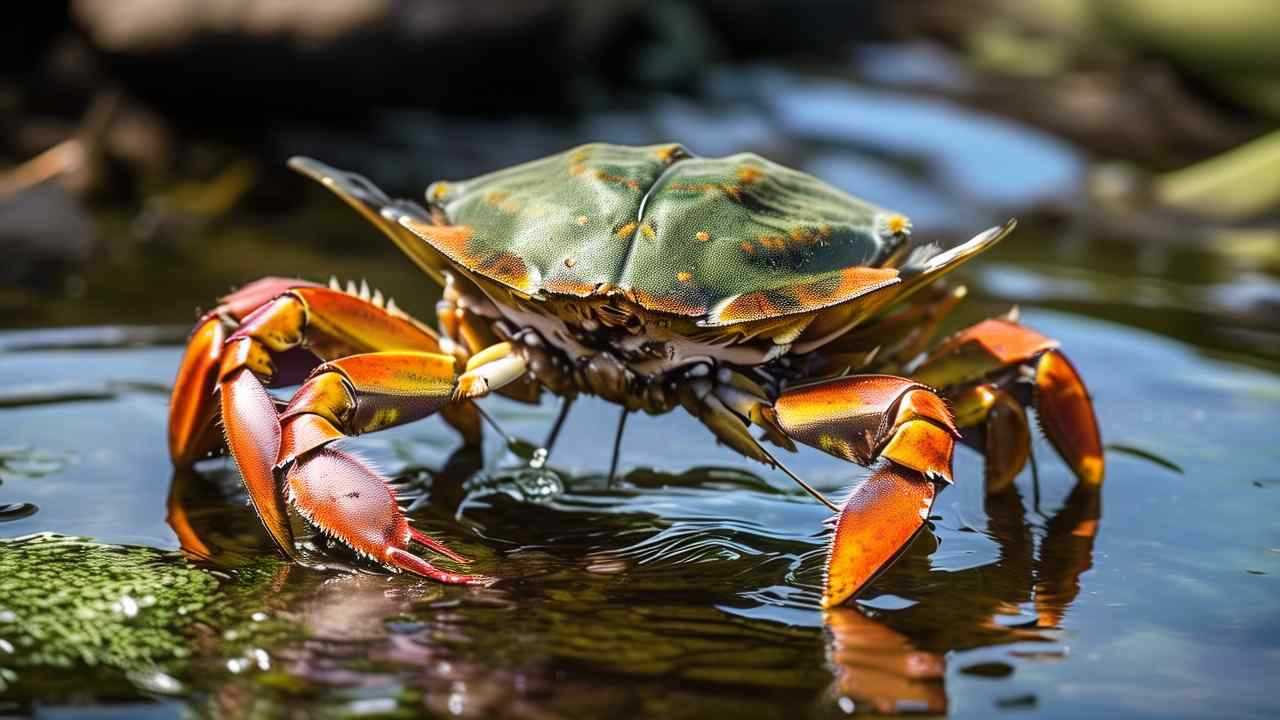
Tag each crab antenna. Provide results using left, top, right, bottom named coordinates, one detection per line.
left=760, top=447, right=842, bottom=513
left=607, top=408, right=630, bottom=486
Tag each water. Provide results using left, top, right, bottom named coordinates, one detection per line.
left=2, top=64, right=1279, bottom=719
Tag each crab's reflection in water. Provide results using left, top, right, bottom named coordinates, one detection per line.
left=166, top=445, right=1100, bottom=717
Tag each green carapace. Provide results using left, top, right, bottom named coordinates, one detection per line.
left=416, top=143, right=914, bottom=325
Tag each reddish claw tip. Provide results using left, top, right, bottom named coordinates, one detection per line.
left=823, top=464, right=936, bottom=609
left=287, top=447, right=491, bottom=586
left=409, top=526, right=473, bottom=564
left=386, top=548, right=495, bottom=586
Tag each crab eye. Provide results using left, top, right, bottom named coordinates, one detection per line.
left=876, top=212, right=912, bottom=239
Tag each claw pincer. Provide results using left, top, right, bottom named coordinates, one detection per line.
left=767, top=376, right=959, bottom=608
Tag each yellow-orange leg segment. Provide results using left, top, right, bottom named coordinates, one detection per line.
left=762, top=375, right=960, bottom=607
left=912, top=317, right=1104, bottom=488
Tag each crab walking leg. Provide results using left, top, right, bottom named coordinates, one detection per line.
left=169, top=277, right=322, bottom=464
left=950, top=384, right=1033, bottom=495
left=761, top=375, right=960, bottom=607
left=453, top=342, right=530, bottom=400
left=168, top=281, right=483, bottom=467
left=437, top=273, right=544, bottom=406
left=911, top=317, right=1104, bottom=487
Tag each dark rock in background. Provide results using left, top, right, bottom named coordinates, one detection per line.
left=0, top=182, right=94, bottom=291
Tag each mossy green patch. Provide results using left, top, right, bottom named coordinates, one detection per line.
left=0, top=533, right=218, bottom=694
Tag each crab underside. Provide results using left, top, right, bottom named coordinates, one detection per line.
left=167, top=145, right=1103, bottom=607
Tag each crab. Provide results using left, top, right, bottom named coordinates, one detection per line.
left=167, top=143, right=1103, bottom=607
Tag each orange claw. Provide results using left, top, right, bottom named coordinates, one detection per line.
left=1035, top=350, right=1104, bottom=486
left=220, top=368, right=295, bottom=558
left=168, top=314, right=226, bottom=465
left=286, top=448, right=492, bottom=585
left=824, top=464, right=937, bottom=608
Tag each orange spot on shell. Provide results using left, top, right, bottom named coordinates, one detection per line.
left=757, top=234, right=787, bottom=251
left=416, top=224, right=473, bottom=258
left=576, top=215, right=589, bottom=226
left=480, top=252, right=533, bottom=291
left=627, top=287, right=709, bottom=316
left=615, top=222, right=638, bottom=239
left=695, top=231, right=710, bottom=242
left=640, top=222, right=657, bottom=240
left=711, top=266, right=899, bottom=324
left=676, top=271, right=693, bottom=283
left=594, top=169, right=641, bottom=190
left=736, top=166, right=765, bottom=184
left=654, top=144, right=686, bottom=164
left=543, top=276, right=596, bottom=297
left=739, top=240, right=756, bottom=255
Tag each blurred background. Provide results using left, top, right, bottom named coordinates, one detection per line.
left=3, top=0, right=1278, bottom=364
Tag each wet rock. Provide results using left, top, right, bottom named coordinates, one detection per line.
left=0, top=182, right=94, bottom=291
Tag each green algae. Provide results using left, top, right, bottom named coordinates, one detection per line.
left=0, top=534, right=216, bottom=669
left=0, top=533, right=308, bottom=704
left=0, top=533, right=221, bottom=698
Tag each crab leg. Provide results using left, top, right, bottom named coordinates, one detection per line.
left=911, top=316, right=1104, bottom=488
left=168, top=281, right=483, bottom=468
left=436, top=273, right=543, bottom=405
left=169, top=277, right=321, bottom=464
left=170, top=284, right=481, bottom=555
left=950, top=384, right=1032, bottom=494
left=680, top=371, right=958, bottom=606
left=266, top=347, right=522, bottom=581
left=802, top=284, right=968, bottom=376
left=287, top=157, right=451, bottom=285
left=760, top=375, right=959, bottom=607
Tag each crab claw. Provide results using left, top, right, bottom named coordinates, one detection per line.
left=286, top=447, right=493, bottom=586
left=1035, top=350, right=1104, bottom=487
left=823, top=463, right=937, bottom=608
left=221, top=367, right=295, bottom=557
